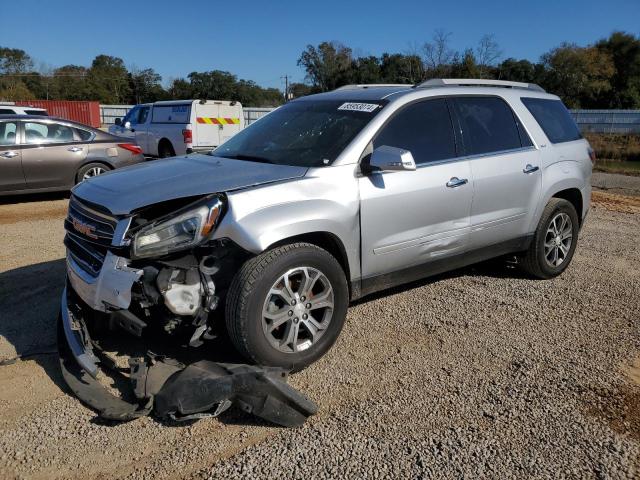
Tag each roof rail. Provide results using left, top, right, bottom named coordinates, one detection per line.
left=416, top=78, right=545, bottom=93
left=334, top=84, right=411, bottom=91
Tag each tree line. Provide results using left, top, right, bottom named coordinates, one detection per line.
left=295, top=31, right=640, bottom=109
left=1, top=30, right=639, bottom=108
left=0, top=51, right=283, bottom=107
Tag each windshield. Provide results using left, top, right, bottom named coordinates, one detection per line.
left=213, top=100, right=385, bottom=167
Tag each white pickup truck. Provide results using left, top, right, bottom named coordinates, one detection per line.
left=109, top=100, right=244, bottom=157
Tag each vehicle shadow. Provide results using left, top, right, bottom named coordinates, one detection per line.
left=0, top=258, right=262, bottom=428
left=352, top=257, right=529, bottom=306
left=0, top=191, right=69, bottom=205
left=0, top=259, right=68, bottom=392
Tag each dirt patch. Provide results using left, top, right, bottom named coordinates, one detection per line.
left=0, top=200, right=68, bottom=225
left=592, top=190, right=640, bottom=214
left=585, top=358, right=640, bottom=442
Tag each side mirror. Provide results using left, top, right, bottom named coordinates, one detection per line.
left=124, top=121, right=131, bottom=130
left=368, top=145, right=416, bottom=173
left=114, top=118, right=122, bottom=126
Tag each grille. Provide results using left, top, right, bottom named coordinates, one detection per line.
left=64, top=196, right=117, bottom=247
left=65, top=234, right=107, bottom=277
left=64, top=196, right=117, bottom=277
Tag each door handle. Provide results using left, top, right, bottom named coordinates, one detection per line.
left=0, top=150, right=19, bottom=158
left=446, top=177, right=468, bottom=188
left=523, top=164, right=539, bottom=174
left=68, top=146, right=83, bottom=153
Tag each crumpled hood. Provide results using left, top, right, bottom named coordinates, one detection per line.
left=72, top=154, right=308, bottom=215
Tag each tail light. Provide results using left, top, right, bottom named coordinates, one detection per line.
left=118, top=143, right=143, bottom=155
left=182, top=128, right=193, bottom=144
left=588, top=146, right=596, bottom=166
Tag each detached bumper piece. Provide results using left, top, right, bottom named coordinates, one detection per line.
left=58, top=287, right=317, bottom=427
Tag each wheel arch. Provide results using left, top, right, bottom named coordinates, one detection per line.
left=266, top=231, right=351, bottom=284
left=158, top=138, right=174, bottom=155
left=551, top=188, right=583, bottom=226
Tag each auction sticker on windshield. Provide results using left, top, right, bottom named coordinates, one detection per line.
left=338, top=102, right=381, bottom=113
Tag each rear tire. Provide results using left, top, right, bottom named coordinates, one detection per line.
left=520, top=198, right=579, bottom=279
left=76, top=163, right=111, bottom=184
left=158, top=141, right=175, bottom=158
left=225, top=243, right=349, bottom=371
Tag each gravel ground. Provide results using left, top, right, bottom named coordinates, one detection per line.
left=592, top=172, right=640, bottom=196
left=0, top=190, right=638, bottom=479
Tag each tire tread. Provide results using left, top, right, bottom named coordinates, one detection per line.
left=226, top=242, right=336, bottom=365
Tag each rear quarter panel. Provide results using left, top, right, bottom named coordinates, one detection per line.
left=510, top=96, right=592, bottom=229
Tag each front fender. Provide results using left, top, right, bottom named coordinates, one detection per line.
left=213, top=168, right=361, bottom=280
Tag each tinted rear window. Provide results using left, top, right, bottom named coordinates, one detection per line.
left=373, top=98, right=456, bottom=165
left=0, top=108, right=15, bottom=114
left=25, top=109, right=47, bottom=116
left=452, top=97, right=522, bottom=156
left=521, top=98, right=581, bottom=144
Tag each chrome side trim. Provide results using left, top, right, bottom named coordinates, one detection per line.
left=60, top=286, right=99, bottom=378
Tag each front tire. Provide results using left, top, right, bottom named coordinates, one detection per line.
left=520, top=198, right=580, bottom=279
left=226, top=243, right=349, bottom=370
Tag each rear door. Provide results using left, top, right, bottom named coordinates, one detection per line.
left=20, top=120, right=88, bottom=189
left=0, top=120, right=25, bottom=192
left=217, top=103, right=243, bottom=144
left=359, top=98, right=473, bottom=279
left=450, top=96, right=542, bottom=249
left=194, top=103, right=221, bottom=148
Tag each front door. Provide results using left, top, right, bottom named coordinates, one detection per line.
left=450, top=96, right=542, bottom=249
left=359, top=98, right=473, bottom=281
left=20, top=121, right=88, bottom=189
left=133, top=105, right=151, bottom=152
left=0, top=120, right=24, bottom=192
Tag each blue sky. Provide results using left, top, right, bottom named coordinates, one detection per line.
left=2, top=0, right=639, bottom=89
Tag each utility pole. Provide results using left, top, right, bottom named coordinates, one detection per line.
left=281, top=75, right=291, bottom=102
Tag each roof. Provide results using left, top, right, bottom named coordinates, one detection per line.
left=0, top=114, right=103, bottom=131
left=295, top=79, right=553, bottom=103
left=0, top=114, right=55, bottom=120
left=297, top=85, right=412, bottom=102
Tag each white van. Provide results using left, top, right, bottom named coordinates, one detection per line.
left=109, top=100, right=244, bottom=157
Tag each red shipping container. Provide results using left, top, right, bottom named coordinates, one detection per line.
left=15, top=100, right=101, bottom=128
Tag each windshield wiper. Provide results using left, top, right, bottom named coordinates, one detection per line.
left=217, top=153, right=274, bottom=164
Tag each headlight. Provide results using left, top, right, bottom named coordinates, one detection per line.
left=132, top=196, right=223, bottom=258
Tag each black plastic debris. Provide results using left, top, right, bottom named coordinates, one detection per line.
left=57, top=315, right=318, bottom=427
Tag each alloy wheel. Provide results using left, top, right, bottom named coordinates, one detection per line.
left=544, top=212, right=573, bottom=267
left=261, top=266, right=334, bottom=353
left=82, top=167, right=106, bottom=180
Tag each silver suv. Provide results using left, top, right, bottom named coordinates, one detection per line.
left=60, top=79, right=592, bottom=374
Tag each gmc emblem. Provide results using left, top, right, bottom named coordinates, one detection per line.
left=71, top=216, right=98, bottom=239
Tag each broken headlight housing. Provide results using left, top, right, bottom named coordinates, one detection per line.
left=132, top=195, right=224, bottom=259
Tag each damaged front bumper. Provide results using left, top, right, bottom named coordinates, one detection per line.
left=59, top=279, right=318, bottom=426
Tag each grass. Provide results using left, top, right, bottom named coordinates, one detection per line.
left=585, top=134, right=640, bottom=176
left=594, top=160, right=640, bottom=176
left=585, top=133, right=640, bottom=163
